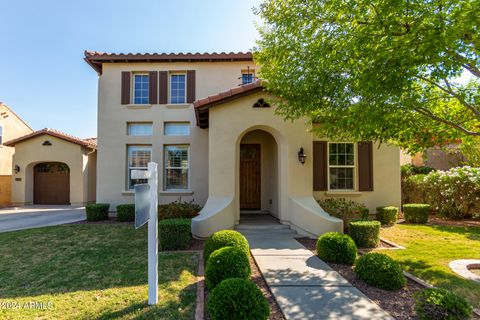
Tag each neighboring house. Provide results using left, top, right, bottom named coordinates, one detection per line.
left=401, top=145, right=465, bottom=171
left=85, top=50, right=401, bottom=238
left=0, top=102, right=33, bottom=205
left=4, top=129, right=97, bottom=205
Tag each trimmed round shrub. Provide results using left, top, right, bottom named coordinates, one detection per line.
left=403, top=204, right=431, bottom=224
left=207, top=278, right=270, bottom=320
left=414, top=288, right=472, bottom=320
left=376, top=206, right=398, bottom=225
left=316, top=232, right=357, bottom=265
left=86, top=203, right=110, bottom=221
left=354, top=253, right=406, bottom=290
left=204, top=230, right=249, bottom=263
left=205, top=246, right=251, bottom=289
left=116, top=204, right=135, bottom=222
left=159, top=218, right=191, bottom=250
left=349, top=220, right=380, bottom=248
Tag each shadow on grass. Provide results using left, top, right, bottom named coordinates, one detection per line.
left=427, top=224, right=480, bottom=241
left=93, top=283, right=197, bottom=320
left=0, top=224, right=199, bottom=299
left=399, top=258, right=480, bottom=308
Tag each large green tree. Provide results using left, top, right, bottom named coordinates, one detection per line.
left=254, top=0, right=480, bottom=154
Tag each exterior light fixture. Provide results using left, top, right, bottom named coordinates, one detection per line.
left=14, top=165, right=20, bottom=174
left=298, top=147, right=307, bottom=165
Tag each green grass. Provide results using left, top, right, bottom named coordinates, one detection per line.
left=380, top=224, right=480, bottom=309
left=0, top=224, right=199, bottom=319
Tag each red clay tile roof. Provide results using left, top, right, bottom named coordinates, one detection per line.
left=194, top=81, right=265, bottom=128
left=4, top=128, right=97, bottom=149
left=84, top=50, right=253, bottom=74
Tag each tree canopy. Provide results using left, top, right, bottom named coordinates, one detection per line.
left=254, top=0, right=480, bottom=154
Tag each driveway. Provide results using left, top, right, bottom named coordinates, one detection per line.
left=0, top=205, right=86, bottom=233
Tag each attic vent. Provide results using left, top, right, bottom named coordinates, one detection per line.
left=253, top=98, right=270, bottom=108
left=42, top=140, right=52, bottom=146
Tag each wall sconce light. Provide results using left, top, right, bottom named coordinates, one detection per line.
left=14, top=165, right=20, bottom=174
left=298, top=147, right=307, bottom=165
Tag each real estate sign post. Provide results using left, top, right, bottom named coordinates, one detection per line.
left=132, top=162, right=158, bottom=305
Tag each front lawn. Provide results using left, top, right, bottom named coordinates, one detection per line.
left=0, top=224, right=199, bottom=319
left=380, top=224, right=480, bottom=309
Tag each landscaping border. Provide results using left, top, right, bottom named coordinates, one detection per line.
left=195, top=253, right=205, bottom=320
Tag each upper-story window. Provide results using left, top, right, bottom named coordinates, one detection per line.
left=133, top=74, right=149, bottom=104
left=170, top=74, right=186, bottom=104
left=127, top=122, right=153, bottom=136
left=328, top=142, right=355, bottom=190
left=0, top=125, right=3, bottom=145
left=164, top=122, right=190, bottom=136
left=242, top=73, right=254, bottom=85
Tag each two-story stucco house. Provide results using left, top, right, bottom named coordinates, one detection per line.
left=0, top=103, right=33, bottom=205
left=85, top=50, right=401, bottom=238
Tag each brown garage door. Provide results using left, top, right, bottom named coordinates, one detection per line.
left=34, top=162, right=70, bottom=205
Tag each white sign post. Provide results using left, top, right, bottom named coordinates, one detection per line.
left=132, top=162, right=158, bottom=305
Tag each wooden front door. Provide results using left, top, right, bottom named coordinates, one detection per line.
left=240, top=144, right=261, bottom=210
left=34, top=162, right=70, bottom=205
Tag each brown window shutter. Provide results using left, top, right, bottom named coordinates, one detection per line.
left=121, top=72, right=131, bottom=104
left=187, top=70, right=196, bottom=103
left=159, top=71, right=168, bottom=104
left=148, top=71, right=158, bottom=104
left=313, top=141, right=328, bottom=191
left=358, top=141, right=374, bottom=191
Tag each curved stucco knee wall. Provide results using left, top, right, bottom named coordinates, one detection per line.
left=191, top=195, right=235, bottom=239
left=288, top=196, right=343, bottom=237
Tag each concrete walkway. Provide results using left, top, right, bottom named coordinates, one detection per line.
left=0, top=205, right=86, bottom=233
left=237, top=217, right=393, bottom=320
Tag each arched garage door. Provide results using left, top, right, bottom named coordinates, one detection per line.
left=34, top=162, right=70, bottom=204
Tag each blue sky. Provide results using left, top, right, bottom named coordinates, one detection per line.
left=0, top=0, right=261, bottom=138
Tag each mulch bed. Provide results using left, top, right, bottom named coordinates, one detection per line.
left=250, top=255, right=286, bottom=320
left=295, top=237, right=423, bottom=320
left=203, top=255, right=286, bottom=320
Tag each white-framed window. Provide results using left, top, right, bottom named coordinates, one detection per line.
left=127, top=122, right=153, bottom=136
left=328, top=142, right=355, bottom=190
left=127, top=145, right=151, bottom=189
left=164, top=145, right=189, bottom=190
left=170, top=74, right=186, bottom=104
left=0, top=125, right=3, bottom=145
left=164, top=122, right=190, bottom=136
left=242, top=73, right=254, bottom=85
left=133, top=74, right=149, bottom=104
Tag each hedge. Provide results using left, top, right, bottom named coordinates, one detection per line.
left=204, top=230, right=250, bottom=263
left=116, top=204, right=135, bottom=222
left=403, top=204, right=431, bottom=224
left=205, top=246, right=251, bottom=289
left=376, top=206, right=398, bottom=225
left=316, top=232, right=357, bottom=265
left=207, top=278, right=270, bottom=320
left=349, top=220, right=381, bottom=248
left=158, top=218, right=191, bottom=250
left=85, top=203, right=110, bottom=221
left=354, top=253, right=406, bottom=290
left=158, top=200, right=201, bottom=220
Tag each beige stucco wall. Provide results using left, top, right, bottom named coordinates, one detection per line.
left=313, top=141, right=402, bottom=214
left=0, top=103, right=32, bottom=205
left=11, top=134, right=94, bottom=205
left=191, top=92, right=401, bottom=237
left=0, top=104, right=32, bottom=175
left=96, top=61, right=258, bottom=209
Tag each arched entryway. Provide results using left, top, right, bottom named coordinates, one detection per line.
left=34, top=162, right=70, bottom=204
left=239, top=129, right=279, bottom=217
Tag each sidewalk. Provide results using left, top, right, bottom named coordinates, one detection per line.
left=242, top=230, right=393, bottom=320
